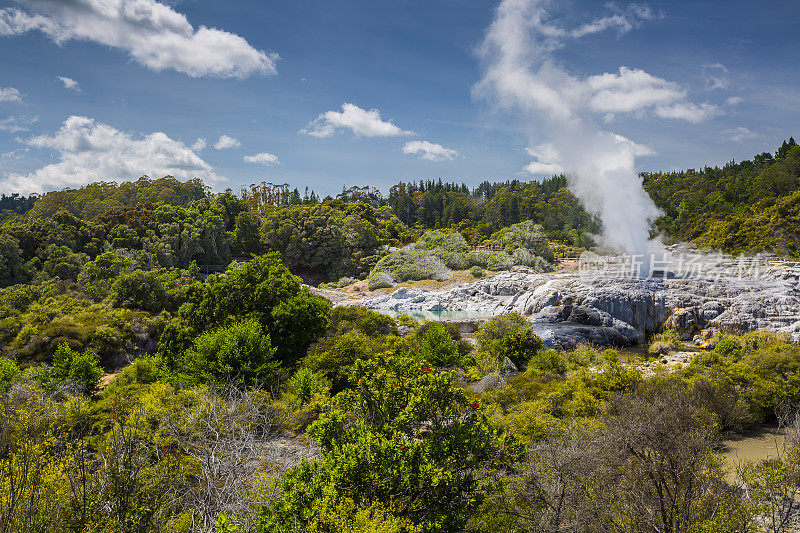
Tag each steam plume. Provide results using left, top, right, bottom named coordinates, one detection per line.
left=476, top=0, right=718, bottom=256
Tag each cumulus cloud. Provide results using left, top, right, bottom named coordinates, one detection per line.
left=402, top=140, right=458, bottom=162
left=191, top=137, right=206, bottom=151
left=0, top=0, right=278, bottom=78
left=243, top=152, right=280, bottom=166
left=476, top=0, right=686, bottom=256
left=722, top=126, right=757, bottom=142
left=586, top=67, right=685, bottom=114
left=0, top=115, right=36, bottom=133
left=57, top=75, right=80, bottom=92
left=0, top=86, right=22, bottom=102
left=301, top=103, right=413, bottom=138
left=0, top=115, right=222, bottom=194
left=214, top=135, right=240, bottom=150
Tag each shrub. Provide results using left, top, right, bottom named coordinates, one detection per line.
left=0, top=358, right=20, bottom=393
left=411, top=321, right=463, bottom=368
left=179, top=319, right=279, bottom=385
left=490, top=328, right=544, bottom=369
left=178, top=253, right=331, bottom=368
left=368, top=271, right=394, bottom=290
left=287, top=367, right=323, bottom=404
left=476, top=313, right=529, bottom=351
left=714, top=335, right=743, bottom=358
left=52, top=342, right=103, bottom=394
left=649, top=328, right=683, bottom=355
left=470, top=266, right=484, bottom=278
left=262, top=352, right=524, bottom=532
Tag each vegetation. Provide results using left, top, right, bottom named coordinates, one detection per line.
left=644, top=138, right=800, bottom=255
left=0, top=140, right=798, bottom=530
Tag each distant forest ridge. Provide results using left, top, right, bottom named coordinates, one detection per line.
left=1, top=138, right=798, bottom=256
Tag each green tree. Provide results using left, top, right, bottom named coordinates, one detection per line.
left=178, top=253, right=331, bottom=367
left=262, top=352, right=523, bottom=532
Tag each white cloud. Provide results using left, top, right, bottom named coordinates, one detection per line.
left=523, top=161, right=564, bottom=175
left=57, top=76, right=80, bottom=92
left=722, top=126, right=757, bottom=142
left=654, top=102, right=721, bottom=123
left=475, top=4, right=717, bottom=125
left=402, top=140, right=458, bottom=162
left=725, top=96, right=743, bottom=107
left=191, top=137, right=206, bottom=151
left=243, top=152, right=280, bottom=166
left=0, top=86, right=22, bottom=102
left=301, top=103, right=413, bottom=138
left=214, top=135, right=240, bottom=150
left=0, top=0, right=278, bottom=79
left=586, top=67, right=685, bottom=114
left=0, top=115, right=36, bottom=133
left=0, top=115, right=222, bottom=194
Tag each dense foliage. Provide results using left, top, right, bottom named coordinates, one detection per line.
left=644, top=138, right=800, bottom=255
left=0, top=140, right=799, bottom=531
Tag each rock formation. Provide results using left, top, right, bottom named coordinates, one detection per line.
left=354, top=267, right=800, bottom=348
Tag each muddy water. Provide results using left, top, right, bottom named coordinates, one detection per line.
left=721, top=426, right=788, bottom=479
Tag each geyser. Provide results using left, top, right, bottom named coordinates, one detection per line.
left=476, top=0, right=715, bottom=257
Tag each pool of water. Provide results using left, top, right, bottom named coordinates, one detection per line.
left=721, top=426, right=788, bottom=481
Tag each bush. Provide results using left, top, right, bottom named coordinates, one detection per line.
left=52, top=342, right=103, bottom=394
left=0, top=358, right=20, bottom=393
left=649, top=328, right=683, bottom=355
left=178, top=253, right=331, bottom=368
left=287, top=367, right=323, bottom=404
left=490, top=328, right=544, bottom=369
left=476, top=313, right=530, bottom=351
left=262, top=352, right=523, bottom=532
left=411, top=321, right=464, bottom=368
left=714, top=335, right=743, bottom=358
left=470, top=266, right=484, bottom=278
left=368, top=271, right=395, bottom=290
left=179, top=319, right=279, bottom=385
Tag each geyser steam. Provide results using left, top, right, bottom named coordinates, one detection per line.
left=476, top=0, right=718, bottom=256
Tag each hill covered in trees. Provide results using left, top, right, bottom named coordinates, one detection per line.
left=644, top=138, right=800, bottom=255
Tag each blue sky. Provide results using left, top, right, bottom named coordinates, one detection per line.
left=0, top=0, right=798, bottom=197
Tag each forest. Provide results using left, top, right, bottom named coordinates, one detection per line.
left=0, top=140, right=798, bottom=532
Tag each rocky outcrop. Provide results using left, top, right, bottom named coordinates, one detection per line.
left=355, top=268, right=800, bottom=348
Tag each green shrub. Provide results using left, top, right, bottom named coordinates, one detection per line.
left=469, top=266, right=484, bottom=278
left=368, top=271, right=394, bottom=290
left=179, top=253, right=331, bottom=368
left=179, top=318, right=279, bottom=385
left=490, top=328, right=544, bottom=369
left=52, top=342, right=103, bottom=394
left=476, top=313, right=529, bottom=351
left=287, top=367, right=323, bottom=404
left=649, top=328, right=682, bottom=355
left=0, top=358, right=20, bottom=393
left=714, top=335, right=743, bottom=358
left=262, top=352, right=524, bottom=532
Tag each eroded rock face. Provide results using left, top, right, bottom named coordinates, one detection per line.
left=356, top=269, right=800, bottom=348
